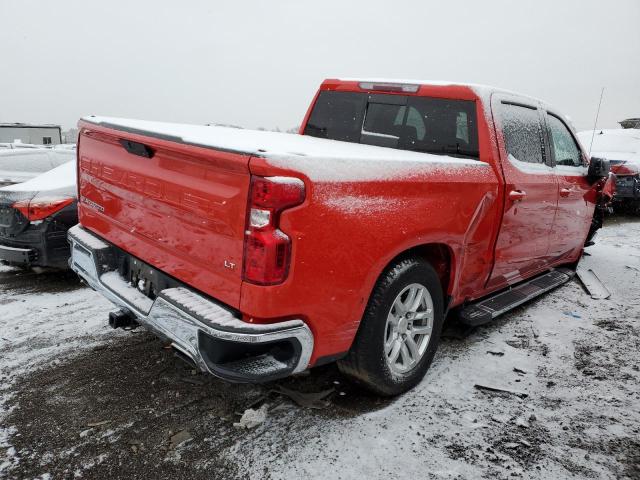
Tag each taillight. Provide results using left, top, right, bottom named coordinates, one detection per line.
left=243, top=176, right=305, bottom=285
left=13, top=197, right=74, bottom=221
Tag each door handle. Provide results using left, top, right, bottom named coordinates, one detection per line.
left=559, top=188, right=572, bottom=197
left=508, top=190, right=527, bottom=201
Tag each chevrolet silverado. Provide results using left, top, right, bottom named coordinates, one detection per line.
left=68, top=79, right=612, bottom=395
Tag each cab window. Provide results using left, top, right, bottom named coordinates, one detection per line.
left=546, top=114, right=583, bottom=167
left=304, top=91, right=479, bottom=159
left=501, top=103, right=545, bottom=165
left=304, top=91, right=367, bottom=143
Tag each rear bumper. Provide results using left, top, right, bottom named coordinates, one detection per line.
left=68, top=225, right=314, bottom=382
left=0, top=244, right=35, bottom=265
left=0, top=204, right=76, bottom=269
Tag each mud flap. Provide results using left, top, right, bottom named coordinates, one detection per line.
left=576, top=266, right=611, bottom=300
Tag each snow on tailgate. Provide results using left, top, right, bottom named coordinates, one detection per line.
left=82, top=116, right=489, bottom=182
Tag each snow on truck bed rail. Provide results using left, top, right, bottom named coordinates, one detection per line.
left=82, top=116, right=489, bottom=182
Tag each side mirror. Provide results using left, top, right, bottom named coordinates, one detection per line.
left=588, top=156, right=610, bottom=180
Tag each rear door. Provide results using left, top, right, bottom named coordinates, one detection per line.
left=486, top=96, right=559, bottom=289
left=544, top=112, right=594, bottom=260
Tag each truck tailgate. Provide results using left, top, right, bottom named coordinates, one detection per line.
left=77, top=122, right=251, bottom=309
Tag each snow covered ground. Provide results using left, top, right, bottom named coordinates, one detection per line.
left=0, top=215, right=638, bottom=479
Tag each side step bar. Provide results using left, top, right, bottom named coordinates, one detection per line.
left=459, top=268, right=574, bottom=326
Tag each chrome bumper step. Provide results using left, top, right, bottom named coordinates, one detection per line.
left=68, top=225, right=314, bottom=382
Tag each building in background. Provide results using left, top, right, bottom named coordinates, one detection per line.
left=0, top=123, right=62, bottom=145
left=620, top=118, right=640, bottom=129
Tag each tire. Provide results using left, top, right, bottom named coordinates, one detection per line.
left=338, top=257, right=444, bottom=396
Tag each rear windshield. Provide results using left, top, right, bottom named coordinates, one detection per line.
left=304, top=91, right=479, bottom=159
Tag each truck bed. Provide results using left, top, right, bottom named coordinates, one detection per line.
left=82, top=116, right=485, bottom=181
left=77, top=116, right=493, bottom=316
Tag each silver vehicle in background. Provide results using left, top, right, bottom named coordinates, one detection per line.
left=0, top=148, right=75, bottom=187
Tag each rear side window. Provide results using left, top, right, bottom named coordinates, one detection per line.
left=304, top=91, right=479, bottom=159
left=501, top=103, right=545, bottom=164
left=304, top=91, right=367, bottom=142
left=403, top=97, right=478, bottom=158
left=546, top=114, right=583, bottom=167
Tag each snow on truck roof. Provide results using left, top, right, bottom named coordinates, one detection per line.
left=81, top=116, right=488, bottom=182
left=334, top=77, right=542, bottom=104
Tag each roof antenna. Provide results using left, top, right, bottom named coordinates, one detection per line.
left=588, top=87, right=605, bottom=156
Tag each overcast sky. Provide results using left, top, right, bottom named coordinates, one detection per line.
left=1, top=0, right=638, bottom=132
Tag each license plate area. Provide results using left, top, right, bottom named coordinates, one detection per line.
left=112, top=248, right=241, bottom=318
left=117, top=252, right=184, bottom=302
left=122, top=257, right=162, bottom=301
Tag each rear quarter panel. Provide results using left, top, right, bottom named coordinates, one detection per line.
left=244, top=155, right=501, bottom=363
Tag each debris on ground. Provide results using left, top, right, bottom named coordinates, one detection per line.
left=563, top=311, right=582, bottom=319
left=128, top=440, right=142, bottom=453
left=576, top=266, right=612, bottom=299
left=274, top=386, right=334, bottom=409
left=233, top=404, right=269, bottom=429
left=169, top=429, right=192, bottom=449
left=86, top=420, right=110, bottom=427
left=491, top=414, right=511, bottom=424
left=486, top=348, right=505, bottom=356
left=474, top=384, right=528, bottom=398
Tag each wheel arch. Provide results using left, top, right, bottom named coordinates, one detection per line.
left=389, top=243, right=454, bottom=297
left=363, top=242, right=456, bottom=312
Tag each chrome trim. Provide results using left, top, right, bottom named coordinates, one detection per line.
left=68, top=226, right=314, bottom=377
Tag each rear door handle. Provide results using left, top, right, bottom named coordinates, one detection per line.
left=559, top=188, right=572, bottom=197
left=508, top=190, right=527, bottom=201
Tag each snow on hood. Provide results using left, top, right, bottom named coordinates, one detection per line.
left=577, top=129, right=640, bottom=165
left=0, top=159, right=76, bottom=194
left=83, top=116, right=489, bottom=182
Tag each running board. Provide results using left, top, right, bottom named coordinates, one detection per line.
left=459, top=268, right=574, bottom=326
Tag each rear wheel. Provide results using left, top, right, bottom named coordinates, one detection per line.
left=338, top=257, right=444, bottom=396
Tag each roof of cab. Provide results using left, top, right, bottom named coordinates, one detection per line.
left=324, top=77, right=543, bottom=106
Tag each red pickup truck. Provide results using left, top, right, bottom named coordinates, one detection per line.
left=69, top=79, right=611, bottom=395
